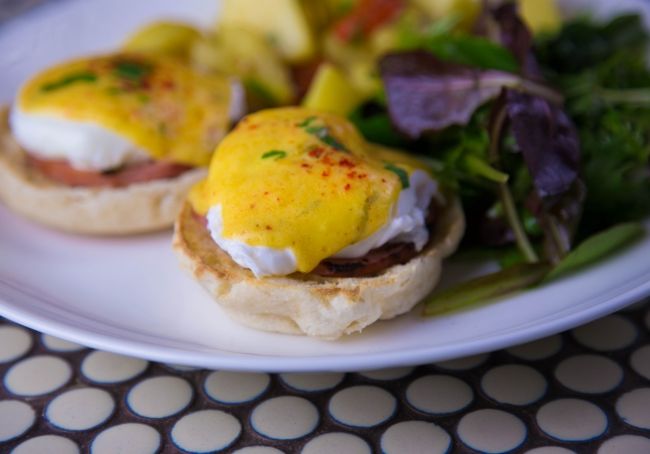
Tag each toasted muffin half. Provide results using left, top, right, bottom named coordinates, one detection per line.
left=173, top=197, right=464, bottom=339
left=0, top=107, right=206, bottom=235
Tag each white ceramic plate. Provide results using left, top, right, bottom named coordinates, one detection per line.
left=1, top=0, right=649, bottom=372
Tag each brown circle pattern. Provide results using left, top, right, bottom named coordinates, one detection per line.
left=0, top=300, right=648, bottom=452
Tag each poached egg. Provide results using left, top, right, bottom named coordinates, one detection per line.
left=10, top=53, right=234, bottom=171
left=189, top=107, right=441, bottom=277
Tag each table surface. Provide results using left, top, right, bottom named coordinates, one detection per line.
left=0, top=299, right=648, bottom=453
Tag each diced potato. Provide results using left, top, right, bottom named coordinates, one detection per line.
left=370, top=24, right=401, bottom=57
left=300, top=0, right=358, bottom=30
left=302, top=63, right=364, bottom=116
left=348, top=60, right=381, bottom=98
left=322, top=30, right=363, bottom=68
left=411, top=0, right=480, bottom=29
left=519, top=0, right=561, bottom=34
left=123, top=21, right=201, bottom=58
left=300, top=0, right=336, bottom=32
left=321, top=32, right=378, bottom=98
left=219, top=0, right=315, bottom=62
left=191, top=27, right=293, bottom=105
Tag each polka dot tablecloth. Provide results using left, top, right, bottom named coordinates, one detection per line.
left=0, top=301, right=649, bottom=453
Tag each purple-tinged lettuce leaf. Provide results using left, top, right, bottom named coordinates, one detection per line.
left=379, top=51, right=511, bottom=138
left=491, top=4, right=530, bottom=68
left=491, top=3, right=542, bottom=79
left=491, top=2, right=584, bottom=260
left=488, top=88, right=584, bottom=263
left=487, top=91, right=540, bottom=263
left=379, top=51, right=562, bottom=140
left=506, top=90, right=580, bottom=199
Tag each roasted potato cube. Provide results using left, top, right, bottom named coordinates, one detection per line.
left=219, top=0, right=316, bottom=62
left=123, top=21, right=201, bottom=58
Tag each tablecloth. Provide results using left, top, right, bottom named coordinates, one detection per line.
left=0, top=299, right=648, bottom=453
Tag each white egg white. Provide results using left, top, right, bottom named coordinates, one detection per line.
left=10, top=106, right=149, bottom=171
left=10, top=79, right=245, bottom=172
left=205, top=169, right=439, bottom=277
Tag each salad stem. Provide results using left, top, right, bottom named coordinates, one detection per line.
left=546, top=214, right=571, bottom=261
left=516, top=79, right=564, bottom=105
left=423, top=262, right=550, bottom=316
left=489, top=76, right=564, bottom=105
left=464, top=155, right=509, bottom=183
left=489, top=101, right=539, bottom=263
left=498, top=183, right=539, bottom=263
left=597, top=88, right=650, bottom=105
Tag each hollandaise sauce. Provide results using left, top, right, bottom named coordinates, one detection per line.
left=17, top=53, right=231, bottom=167
left=190, top=107, right=432, bottom=273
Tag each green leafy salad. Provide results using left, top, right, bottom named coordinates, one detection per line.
left=347, top=4, right=650, bottom=312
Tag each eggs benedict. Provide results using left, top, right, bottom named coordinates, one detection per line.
left=174, top=107, right=464, bottom=339
left=0, top=52, right=236, bottom=234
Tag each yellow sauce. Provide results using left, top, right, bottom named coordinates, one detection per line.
left=190, top=107, right=430, bottom=273
left=18, top=53, right=231, bottom=167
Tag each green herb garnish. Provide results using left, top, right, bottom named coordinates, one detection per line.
left=396, top=15, right=519, bottom=72
left=41, top=71, right=97, bottom=92
left=297, top=116, right=348, bottom=152
left=425, top=35, right=520, bottom=73
left=305, top=125, right=347, bottom=151
left=262, top=150, right=287, bottom=160
left=384, top=163, right=410, bottom=189
left=348, top=104, right=407, bottom=147
left=297, top=116, right=317, bottom=128
left=113, top=60, right=152, bottom=83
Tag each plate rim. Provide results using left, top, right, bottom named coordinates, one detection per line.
left=1, top=268, right=649, bottom=372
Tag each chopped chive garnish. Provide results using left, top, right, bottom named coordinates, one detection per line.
left=41, top=72, right=97, bottom=92
left=262, top=150, right=287, bottom=160
left=296, top=116, right=317, bottom=128
left=384, top=163, right=410, bottom=188
left=113, top=60, right=152, bottom=83
left=297, top=116, right=349, bottom=152
left=306, top=126, right=348, bottom=152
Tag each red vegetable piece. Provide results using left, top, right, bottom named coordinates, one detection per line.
left=332, top=0, right=404, bottom=42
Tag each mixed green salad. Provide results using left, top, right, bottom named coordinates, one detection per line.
left=367, top=5, right=650, bottom=311
left=126, top=0, right=650, bottom=312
